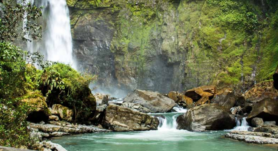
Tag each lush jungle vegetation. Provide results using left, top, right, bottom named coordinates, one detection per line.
left=0, top=0, right=97, bottom=148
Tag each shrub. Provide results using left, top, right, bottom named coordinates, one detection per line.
left=40, top=63, right=97, bottom=122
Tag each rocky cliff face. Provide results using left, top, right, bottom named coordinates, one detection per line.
left=67, top=0, right=278, bottom=93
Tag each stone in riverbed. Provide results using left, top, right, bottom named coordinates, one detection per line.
left=123, top=89, right=176, bottom=113
left=211, top=88, right=236, bottom=110
left=34, top=141, right=67, bottom=151
left=264, top=121, right=276, bottom=126
left=102, top=104, right=159, bottom=132
left=254, top=126, right=278, bottom=134
left=49, top=115, right=59, bottom=121
left=51, top=104, right=73, bottom=122
left=168, top=91, right=180, bottom=103
left=177, top=104, right=236, bottom=131
left=247, top=98, right=278, bottom=124
left=244, top=81, right=278, bottom=103
left=251, top=118, right=264, bottom=127
left=225, top=131, right=278, bottom=144
left=185, top=85, right=216, bottom=101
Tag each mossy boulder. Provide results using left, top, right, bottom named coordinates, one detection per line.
left=51, top=104, right=73, bottom=122
left=21, top=91, right=51, bottom=123
left=40, top=63, right=97, bottom=123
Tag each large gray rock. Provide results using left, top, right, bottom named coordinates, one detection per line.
left=123, top=89, right=176, bottom=113
left=102, top=104, right=159, bottom=132
left=264, top=121, right=276, bottom=126
left=254, top=126, right=278, bottom=134
left=247, top=98, right=278, bottom=123
left=211, top=88, right=236, bottom=110
left=0, top=146, right=34, bottom=151
left=225, top=131, right=278, bottom=144
left=177, top=104, right=236, bottom=131
left=251, top=118, right=264, bottom=127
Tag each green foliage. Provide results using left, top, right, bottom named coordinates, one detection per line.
left=0, top=99, right=35, bottom=148
left=0, top=42, right=26, bottom=98
left=0, top=0, right=42, bottom=42
left=0, top=42, right=38, bottom=148
left=41, top=63, right=97, bottom=122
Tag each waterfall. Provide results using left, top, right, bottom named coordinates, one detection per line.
left=42, top=0, right=74, bottom=66
left=20, top=0, right=75, bottom=67
left=231, top=117, right=250, bottom=131
left=157, top=113, right=184, bottom=131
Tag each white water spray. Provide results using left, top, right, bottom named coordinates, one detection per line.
left=172, top=106, right=187, bottom=113
left=231, top=117, right=250, bottom=131
left=42, top=0, right=74, bottom=66
left=20, top=0, right=75, bottom=67
left=157, top=112, right=186, bottom=131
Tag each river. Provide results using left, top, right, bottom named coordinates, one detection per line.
left=51, top=112, right=276, bottom=151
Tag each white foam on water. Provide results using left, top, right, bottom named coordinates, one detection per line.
left=229, top=117, right=250, bottom=131
left=172, top=106, right=188, bottom=113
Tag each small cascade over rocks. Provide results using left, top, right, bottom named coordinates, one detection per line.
left=156, top=112, right=187, bottom=131
left=230, top=117, right=250, bottom=131
left=172, top=106, right=187, bottom=113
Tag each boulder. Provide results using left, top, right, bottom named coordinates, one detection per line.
left=264, top=121, right=276, bottom=126
left=254, top=126, right=278, bottom=134
left=22, top=91, right=50, bottom=123
left=181, top=95, right=193, bottom=108
left=247, top=98, right=278, bottom=123
left=235, top=96, right=246, bottom=107
left=251, top=117, right=264, bottom=127
left=102, top=104, right=159, bottom=131
left=211, top=88, right=236, bottom=110
left=121, top=102, right=151, bottom=113
left=90, top=104, right=107, bottom=125
left=244, top=81, right=278, bottom=103
left=49, top=115, right=59, bottom=121
left=177, top=104, right=236, bottom=131
left=225, top=131, right=278, bottom=144
left=51, top=104, right=73, bottom=122
left=168, top=91, right=181, bottom=103
left=185, top=85, right=216, bottom=101
left=123, top=90, right=176, bottom=113
left=35, top=141, right=67, bottom=151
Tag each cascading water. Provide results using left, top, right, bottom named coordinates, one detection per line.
left=42, top=0, right=74, bottom=66
left=157, top=113, right=181, bottom=130
left=230, top=117, right=250, bottom=131
left=20, top=0, right=75, bottom=67
left=156, top=108, right=187, bottom=131
left=172, top=106, right=188, bottom=113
